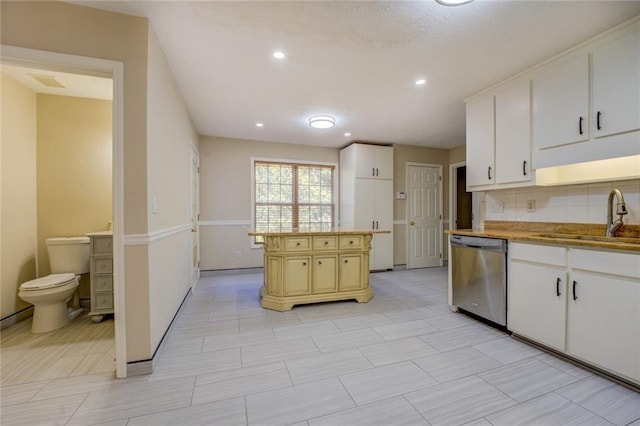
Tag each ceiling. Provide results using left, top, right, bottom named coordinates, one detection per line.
left=74, top=1, right=640, bottom=149
left=1, top=63, right=113, bottom=100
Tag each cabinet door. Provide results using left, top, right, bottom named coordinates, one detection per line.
left=532, top=54, right=589, bottom=150
left=354, top=144, right=393, bottom=179
left=372, top=179, right=393, bottom=270
left=567, top=271, right=639, bottom=381
left=354, top=179, right=376, bottom=230
left=283, top=257, right=311, bottom=296
left=312, top=255, right=338, bottom=294
left=508, top=262, right=567, bottom=352
left=339, top=254, right=363, bottom=291
left=466, top=94, right=495, bottom=188
left=265, top=256, right=282, bottom=296
left=495, top=79, right=532, bottom=184
left=592, top=29, right=640, bottom=138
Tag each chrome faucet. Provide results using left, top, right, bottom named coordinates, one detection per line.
left=606, top=189, right=627, bottom=237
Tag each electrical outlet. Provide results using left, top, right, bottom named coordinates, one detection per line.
left=491, top=200, right=504, bottom=213
left=527, top=200, right=536, bottom=212
left=235, top=251, right=242, bottom=258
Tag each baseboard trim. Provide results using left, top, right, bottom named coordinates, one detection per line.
left=1, top=306, right=34, bottom=330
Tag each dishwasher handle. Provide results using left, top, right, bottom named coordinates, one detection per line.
left=450, top=235, right=506, bottom=252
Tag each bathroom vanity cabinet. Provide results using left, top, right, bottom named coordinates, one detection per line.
left=87, top=231, right=113, bottom=322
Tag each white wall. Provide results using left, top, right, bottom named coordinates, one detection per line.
left=1, top=73, right=37, bottom=321
left=484, top=179, right=640, bottom=225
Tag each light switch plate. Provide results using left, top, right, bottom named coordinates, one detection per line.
left=527, top=200, right=536, bottom=212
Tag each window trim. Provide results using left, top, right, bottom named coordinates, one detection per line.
left=250, top=156, right=339, bottom=249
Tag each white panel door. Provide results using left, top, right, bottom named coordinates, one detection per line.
left=407, top=165, right=440, bottom=269
left=592, top=29, right=640, bottom=138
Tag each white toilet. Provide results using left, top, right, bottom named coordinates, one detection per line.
left=19, top=237, right=90, bottom=333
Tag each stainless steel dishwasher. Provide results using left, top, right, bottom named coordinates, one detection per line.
left=451, top=235, right=507, bottom=326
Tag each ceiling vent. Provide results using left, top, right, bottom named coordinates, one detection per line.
left=29, top=73, right=65, bottom=88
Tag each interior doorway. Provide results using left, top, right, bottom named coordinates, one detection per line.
left=450, top=162, right=473, bottom=231
left=1, top=45, right=126, bottom=378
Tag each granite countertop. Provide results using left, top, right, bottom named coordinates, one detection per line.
left=446, top=221, right=640, bottom=252
left=247, top=228, right=391, bottom=237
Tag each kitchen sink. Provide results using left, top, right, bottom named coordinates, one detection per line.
left=534, top=233, right=640, bottom=244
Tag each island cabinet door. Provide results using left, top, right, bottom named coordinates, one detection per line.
left=265, top=256, right=282, bottom=296
left=283, top=256, right=311, bottom=296
left=339, top=254, right=364, bottom=291
left=312, top=255, right=338, bottom=294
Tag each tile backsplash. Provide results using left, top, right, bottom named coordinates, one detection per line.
left=483, top=179, right=640, bottom=225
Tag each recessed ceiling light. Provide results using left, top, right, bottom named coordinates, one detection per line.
left=273, top=51, right=285, bottom=59
left=435, top=0, right=474, bottom=5
left=415, top=79, right=427, bottom=86
left=344, top=132, right=351, bottom=137
left=256, top=122, right=264, bottom=127
left=309, top=115, right=335, bottom=129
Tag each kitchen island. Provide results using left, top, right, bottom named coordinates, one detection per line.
left=247, top=228, right=390, bottom=311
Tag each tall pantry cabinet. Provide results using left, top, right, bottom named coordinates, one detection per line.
left=340, top=143, right=393, bottom=271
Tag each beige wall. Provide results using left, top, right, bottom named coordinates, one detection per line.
left=199, top=136, right=339, bottom=270
left=146, top=28, right=198, bottom=351
left=449, top=145, right=465, bottom=165
left=1, top=73, right=37, bottom=320
left=393, top=144, right=450, bottom=265
left=36, top=94, right=112, bottom=299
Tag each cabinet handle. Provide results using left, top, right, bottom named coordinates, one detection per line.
left=375, top=221, right=379, bottom=229
left=372, top=221, right=375, bottom=229
left=349, top=240, right=354, bottom=245
left=302, top=262, right=307, bottom=266
left=324, top=241, right=329, bottom=245
left=579, top=116, right=583, bottom=135
left=487, top=166, right=492, bottom=181
left=376, top=168, right=379, bottom=177
left=296, top=242, right=300, bottom=246
left=556, top=277, right=561, bottom=297
left=597, top=111, right=602, bottom=130
left=318, top=261, right=322, bottom=265
left=372, top=167, right=375, bottom=176
left=522, top=161, right=527, bottom=176
left=572, top=280, right=578, bottom=301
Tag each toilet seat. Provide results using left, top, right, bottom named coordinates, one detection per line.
left=20, top=273, right=76, bottom=290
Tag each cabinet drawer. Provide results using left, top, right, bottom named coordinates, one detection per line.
left=284, top=236, right=311, bottom=252
left=92, top=237, right=113, bottom=254
left=510, top=242, right=566, bottom=266
left=313, top=236, right=338, bottom=251
left=339, top=235, right=363, bottom=250
left=95, top=293, right=113, bottom=310
left=92, top=257, right=113, bottom=274
left=94, top=275, right=113, bottom=292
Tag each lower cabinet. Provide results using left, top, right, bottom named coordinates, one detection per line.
left=88, top=233, right=114, bottom=322
left=260, top=233, right=374, bottom=311
left=509, top=242, right=640, bottom=385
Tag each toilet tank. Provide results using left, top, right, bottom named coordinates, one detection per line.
left=46, top=237, right=90, bottom=274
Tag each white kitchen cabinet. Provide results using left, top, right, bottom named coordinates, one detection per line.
left=592, top=28, right=640, bottom=139
left=466, top=79, right=532, bottom=190
left=508, top=243, right=567, bottom=352
left=348, top=143, right=394, bottom=180
left=508, top=241, right=640, bottom=385
left=466, top=93, right=495, bottom=188
left=532, top=54, right=590, bottom=151
left=495, top=79, right=532, bottom=184
left=567, top=249, right=640, bottom=382
left=340, top=143, right=393, bottom=271
left=532, top=21, right=640, bottom=170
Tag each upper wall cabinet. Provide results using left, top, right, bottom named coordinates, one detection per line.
left=592, top=28, right=640, bottom=139
left=532, top=54, right=589, bottom=150
left=352, top=143, right=394, bottom=180
left=466, top=78, right=532, bottom=190
left=532, top=20, right=640, bottom=170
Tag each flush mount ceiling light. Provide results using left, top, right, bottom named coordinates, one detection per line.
left=256, top=122, right=264, bottom=127
left=415, top=79, right=427, bottom=86
left=435, top=0, right=474, bottom=5
left=273, top=51, right=285, bottom=59
left=344, top=132, right=351, bottom=137
left=309, top=115, right=335, bottom=129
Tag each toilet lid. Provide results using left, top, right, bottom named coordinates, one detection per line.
left=20, top=273, right=76, bottom=290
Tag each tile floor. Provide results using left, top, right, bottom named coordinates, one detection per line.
left=2, top=267, right=640, bottom=425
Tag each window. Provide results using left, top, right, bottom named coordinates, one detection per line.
left=254, top=161, right=335, bottom=242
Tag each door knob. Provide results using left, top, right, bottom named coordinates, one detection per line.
left=410, top=221, right=415, bottom=226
